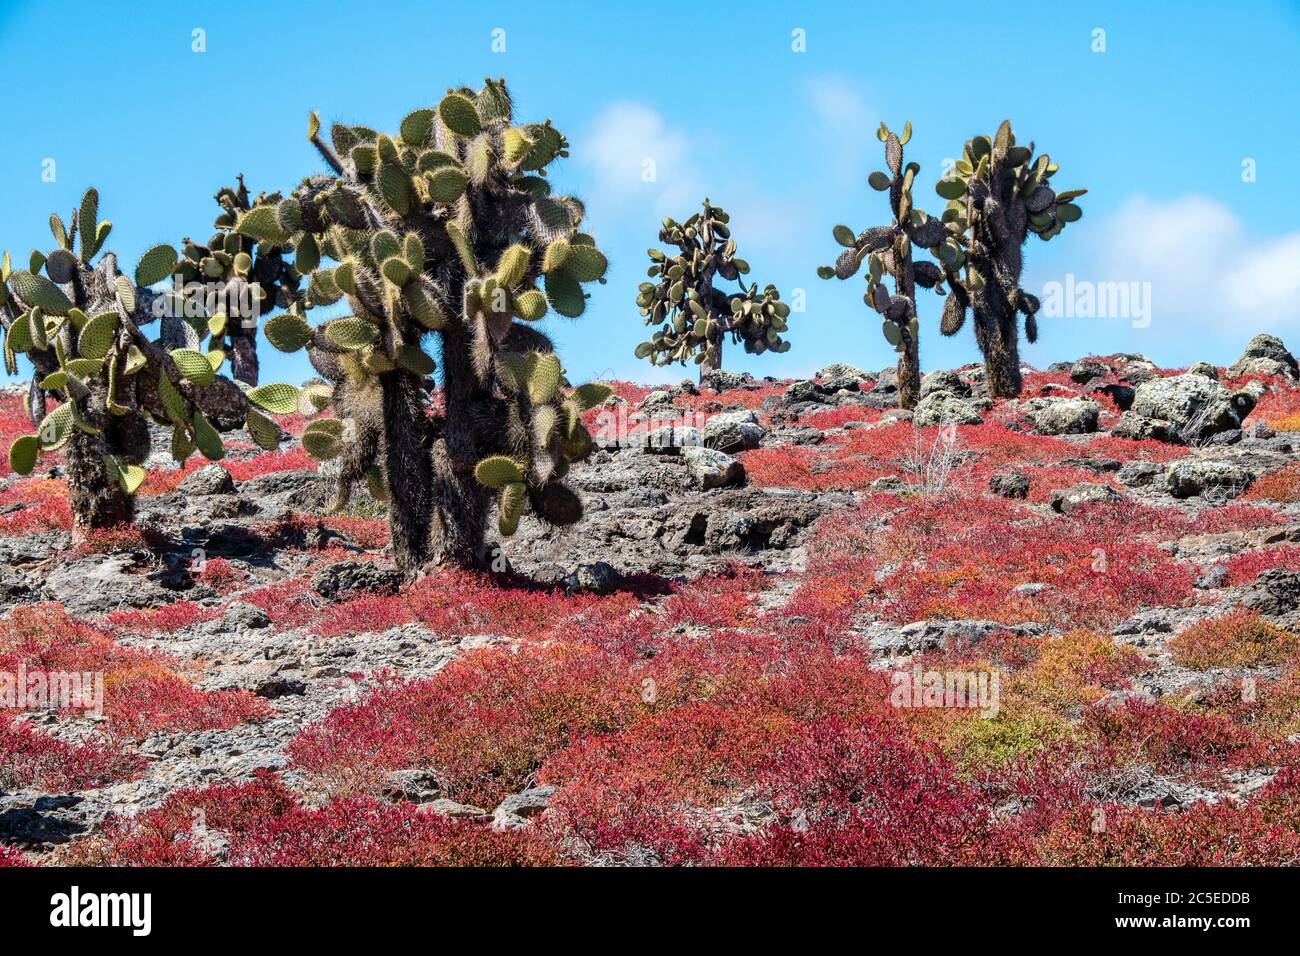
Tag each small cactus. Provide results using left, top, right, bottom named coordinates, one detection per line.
left=932, top=120, right=1086, bottom=397
left=1, top=189, right=310, bottom=536
left=634, top=200, right=789, bottom=380
left=157, top=175, right=305, bottom=386
left=817, top=122, right=948, bottom=409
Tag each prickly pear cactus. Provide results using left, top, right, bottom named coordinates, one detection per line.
left=932, top=120, right=1086, bottom=397
left=634, top=200, right=789, bottom=379
left=1, top=189, right=308, bottom=534
left=160, top=175, right=304, bottom=385
left=817, top=122, right=950, bottom=409
left=269, top=78, right=612, bottom=571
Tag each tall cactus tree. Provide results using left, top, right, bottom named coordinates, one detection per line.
left=2, top=189, right=308, bottom=536
left=634, top=200, right=790, bottom=380
left=817, top=122, right=949, bottom=409
left=264, top=78, right=611, bottom=573
left=933, top=120, right=1086, bottom=397
left=162, top=175, right=304, bottom=385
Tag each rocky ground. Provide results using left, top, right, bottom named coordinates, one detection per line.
left=3, top=333, right=1300, bottom=866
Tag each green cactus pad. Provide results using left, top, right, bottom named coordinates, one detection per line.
left=264, top=311, right=314, bottom=352
left=525, top=351, right=562, bottom=404
left=170, top=348, right=216, bottom=386
left=376, top=163, right=414, bottom=217
left=324, top=317, right=380, bottom=349
left=192, top=410, right=225, bottom=461
left=236, top=206, right=289, bottom=245
left=78, top=188, right=100, bottom=260
left=396, top=345, right=436, bottom=375
left=425, top=167, right=469, bottom=205
left=404, top=284, right=446, bottom=329
left=562, top=245, right=607, bottom=282
left=543, top=269, right=585, bottom=318
left=495, top=244, right=531, bottom=288
left=512, top=289, right=547, bottom=321
left=399, top=109, right=435, bottom=146
left=246, top=382, right=301, bottom=415
left=571, top=383, right=613, bottom=411
left=157, top=372, right=189, bottom=425
left=498, top=481, right=526, bottom=535
left=438, top=93, right=482, bottom=137
left=475, top=455, right=525, bottom=489
left=37, top=403, right=74, bottom=451
left=302, top=419, right=345, bottom=461
left=8, top=435, right=38, bottom=475
left=244, top=408, right=281, bottom=451
left=77, top=311, right=120, bottom=361
left=171, top=425, right=196, bottom=463
left=10, top=272, right=73, bottom=316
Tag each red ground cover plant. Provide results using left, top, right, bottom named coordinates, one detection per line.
left=1245, top=463, right=1300, bottom=504
left=194, top=557, right=246, bottom=593
left=0, top=719, right=144, bottom=791
left=0, top=478, right=72, bottom=536
left=1030, top=800, right=1300, bottom=865
left=1221, top=545, right=1300, bottom=586
left=0, top=845, right=31, bottom=866
left=800, top=494, right=1195, bottom=630
left=102, top=600, right=219, bottom=636
left=288, top=643, right=652, bottom=805
left=0, top=604, right=269, bottom=737
left=709, top=716, right=998, bottom=866
left=59, top=771, right=562, bottom=867
left=1169, top=610, right=1300, bottom=670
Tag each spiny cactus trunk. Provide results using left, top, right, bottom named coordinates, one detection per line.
left=380, top=369, right=435, bottom=575
left=897, top=337, right=921, bottom=409
left=64, top=422, right=133, bottom=539
left=428, top=323, right=490, bottom=572
left=699, top=332, right=722, bottom=382
left=972, top=271, right=1023, bottom=399
left=229, top=326, right=259, bottom=386
left=896, top=255, right=920, bottom=410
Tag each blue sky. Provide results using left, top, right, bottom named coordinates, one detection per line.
left=3, top=0, right=1299, bottom=386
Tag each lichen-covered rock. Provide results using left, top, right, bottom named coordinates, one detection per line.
left=1130, top=374, right=1256, bottom=442
left=1227, top=334, right=1298, bottom=380
left=1165, top=460, right=1254, bottom=499
left=1048, top=482, right=1122, bottom=513
left=989, top=470, right=1030, bottom=499
left=703, top=410, right=765, bottom=453
left=913, top=391, right=982, bottom=427
left=682, top=446, right=746, bottom=490
left=311, top=560, right=402, bottom=600
left=918, top=370, right=970, bottom=399
left=177, top=464, right=235, bottom=497
left=1110, top=411, right=1182, bottom=443
left=1029, top=397, right=1100, bottom=435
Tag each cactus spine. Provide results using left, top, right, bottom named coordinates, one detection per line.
left=933, top=120, right=1086, bottom=397
left=634, top=200, right=789, bottom=380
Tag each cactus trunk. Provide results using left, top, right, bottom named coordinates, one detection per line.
left=379, top=369, right=436, bottom=574
left=428, top=323, right=490, bottom=571
left=65, top=421, right=133, bottom=538
left=972, top=270, right=1023, bottom=399
left=897, top=336, right=920, bottom=409
left=229, top=325, right=259, bottom=386
left=699, top=331, right=722, bottom=382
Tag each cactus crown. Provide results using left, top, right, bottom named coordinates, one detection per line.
left=270, top=78, right=610, bottom=538
left=933, top=119, right=1086, bottom=345
left=634, top=199, right=789, bottom=369
left=155, top=175, right=305, bottom=384
left=2, top=189, right=310, bottom=498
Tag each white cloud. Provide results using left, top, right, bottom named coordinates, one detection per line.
left=578, top=102, right=701, bottom=213
left=1054, top=194, right=1300, bottom=336
left=804, top=75, right=873, bottom=139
